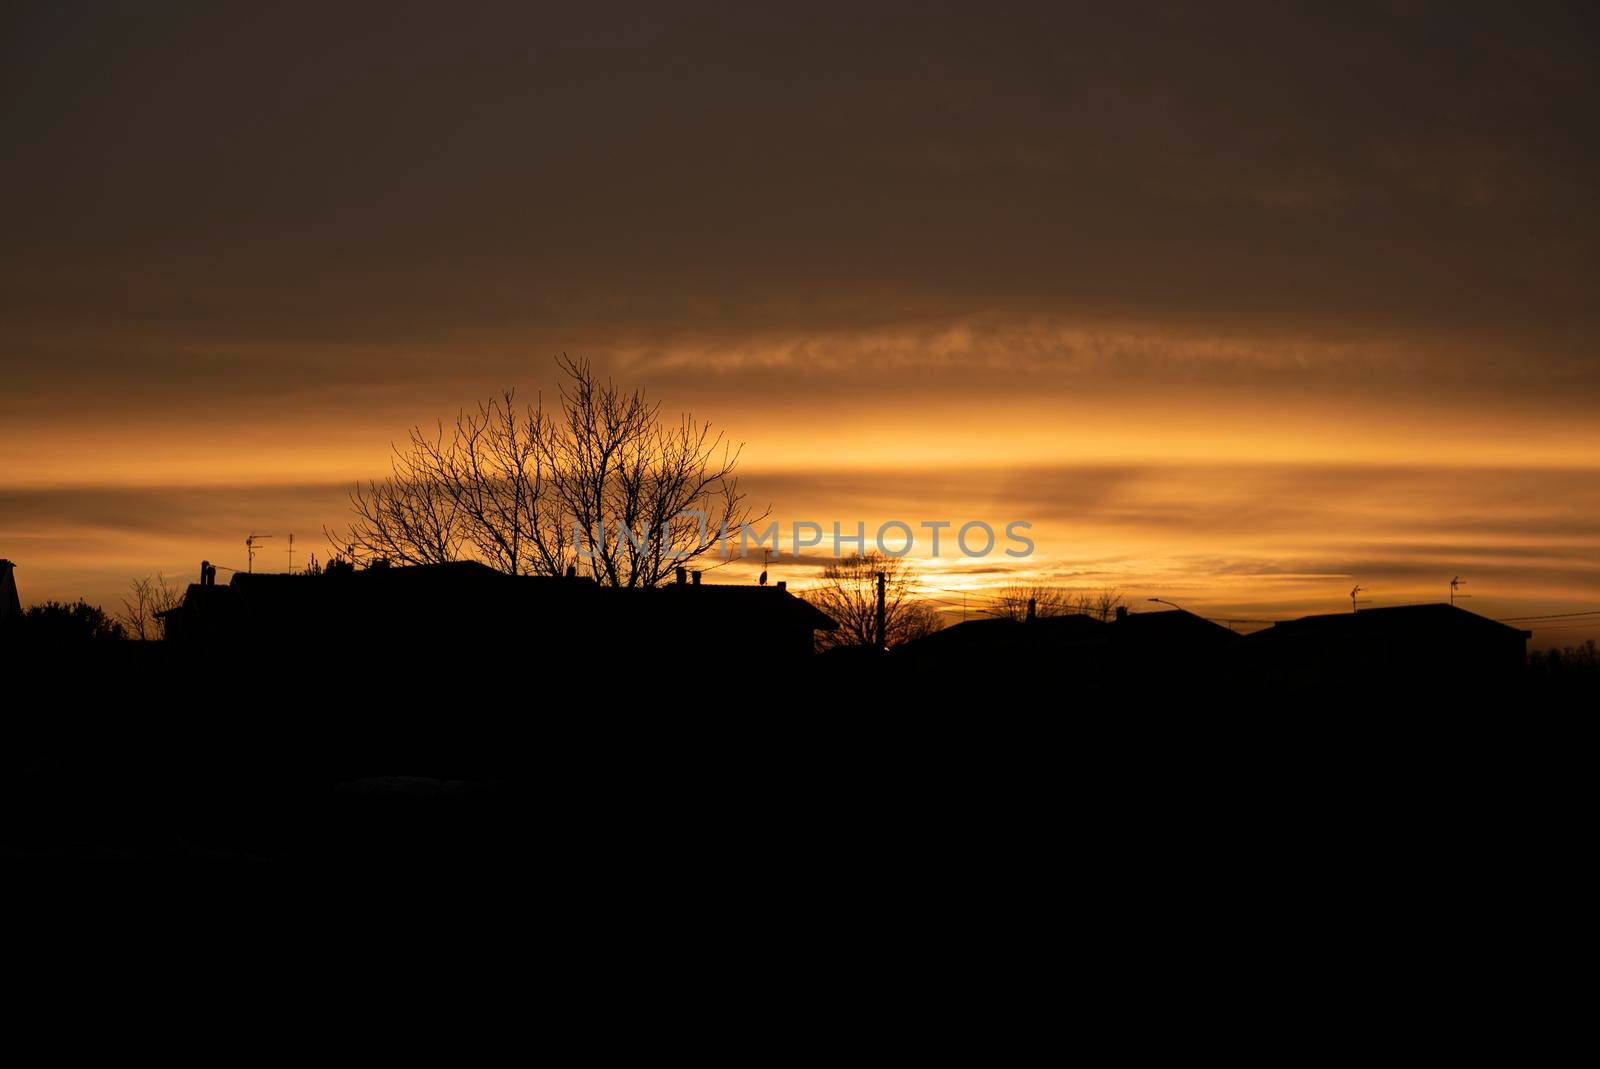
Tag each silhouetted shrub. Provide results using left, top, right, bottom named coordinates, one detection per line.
left=1527, top=640, right=1599, bottom=701
left=20, top=600, right=127, bottom=642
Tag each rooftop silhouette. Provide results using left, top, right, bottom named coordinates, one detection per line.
left=156, top=559, right=837, bottom=661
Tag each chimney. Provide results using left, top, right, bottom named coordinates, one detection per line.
left=565, top=564, right=576, bottom=578
left=676, top=566, right=687, bottom=585
left=692, top=570, right=701, bottom=586
left=200, top=560, right=214, bottom=586
left=776, top=580, right=787, bottom=592
left=1026, top=598, right=1037, bottom=623
left=1115, top=606, right=1128, bottom=622
left=0, top=559, right=20, bottom=622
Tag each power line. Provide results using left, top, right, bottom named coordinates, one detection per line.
left=928, top=586, right=1001, bottom=600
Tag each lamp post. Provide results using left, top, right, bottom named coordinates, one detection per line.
left=1147, top=597, right=1186, bottom=613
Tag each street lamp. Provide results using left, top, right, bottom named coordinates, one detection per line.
left=1147, top=597, right=1186, bottom=612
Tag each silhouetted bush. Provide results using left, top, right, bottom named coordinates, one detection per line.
left=18, top=600, right=127, bottom=642
left=1528, top=639, right=1599, bottom=679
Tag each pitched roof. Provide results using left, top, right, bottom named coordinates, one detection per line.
left=157, top=581, right=237, bottom=619
left=1114, top=608, right=1242, bottom=644
left=0, top=559, right=21, bottom=621
left=162, top=562, right=836, bottom=641
left=891, top=612, right=1111, bottom=661
left=617, top=582, right=837, bottom=631
left=1254, top=603, right=1532, bottom=641
left=901, top=613, right=1105, bottom=651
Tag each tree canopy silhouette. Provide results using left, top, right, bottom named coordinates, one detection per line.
left=988, top=584, right=1127, bottom=622
left=807, top=552, right=941, bottom=651
left=989, top=584, right=1074, bottom=622
left=18, top=600, right=126, bottom=642
left=331, top=355, right=762, bottom=587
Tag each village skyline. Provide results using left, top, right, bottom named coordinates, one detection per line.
left=3, top=4, right=1597, bottom=646
left=4, top=353, right=1598, bottom=648
left=4, top=1, right=1597, bottom=863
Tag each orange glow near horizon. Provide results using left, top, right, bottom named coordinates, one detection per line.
left=4, top=329, right=1600, bottom=652
left=4, top=5, right=1599, bottom=649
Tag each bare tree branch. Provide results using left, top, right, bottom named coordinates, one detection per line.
left=329, top=355, right=765, bottom=585
left=805, top=552, right=941, bottom=651
left=120, top=572, right=184, bottom=640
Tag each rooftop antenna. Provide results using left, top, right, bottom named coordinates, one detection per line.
left=1349, top=584, right=1373, bottom=612
left=1450, top=575, right=1471, bottom=607
left=287, top=533, right=295, bottom=574
left=759, top=547, right=775, bottom=586
left=246, top=533, right=273, bottom=573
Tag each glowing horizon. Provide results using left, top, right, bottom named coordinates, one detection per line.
left=3, top=5, right=1598, bottom=647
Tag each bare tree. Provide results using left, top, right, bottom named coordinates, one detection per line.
left=989, top=584, right=1076, bottom=622
left=986, top=584, right=1127, bottom=623
left=1071, top=587, right=1127, bottom=622
left=807, top=552, right=942, bottom=651
left=120, top=573, right=184, bottom=640
left=331, top=355, right=762, bottom=586
left=340, top=422, right=471, bottom=567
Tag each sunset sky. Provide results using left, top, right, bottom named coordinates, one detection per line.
left=3, top=2, right=1597, bottom=644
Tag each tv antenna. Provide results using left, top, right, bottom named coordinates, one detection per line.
left=1350, top=584, right=1372, bottom=612
left=1449, top=575, right=1471, bottom=606
left=246, top=533, right=273, bottom=573
left=759, top=548, right=775, bottom=586
left=287, top=533, right=295, bottom=574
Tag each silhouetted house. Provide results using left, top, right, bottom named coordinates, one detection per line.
left=1110, top=605, right=1243, bottom=654
left=155, top=571, right=239, bottom=641
left=157, top=560, right=835, bottom=663
left=888, top=611, right=1112, bottom=690
left=892, top=613, right=1106, bottom=666
left=892, top=606, right=1242, bottom=691
left=1246, top=603, right=1531, bottom=694
left=1107, top=605, right=1244, bottom=689
left=0, top=559, right=19, bottom=624
left=605, top=579, right=837, bottom=660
